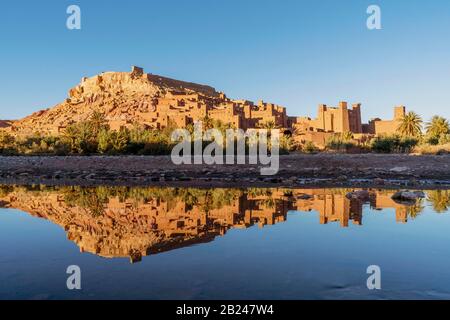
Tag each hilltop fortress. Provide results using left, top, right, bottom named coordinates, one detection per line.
left=3, top=66, right=406, bottom=146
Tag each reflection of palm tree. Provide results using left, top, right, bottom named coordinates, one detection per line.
left=427, top=190, right=450, bottom=213
left=398, top=111, right=423, bottom=137
left=247, top=188, right=273, bottom=198
left=406, top=198, right=425, bottom=219
left=260, top=198, right=275, bottom=209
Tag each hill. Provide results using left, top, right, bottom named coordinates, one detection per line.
left=6, top=66, right=288, bottom=137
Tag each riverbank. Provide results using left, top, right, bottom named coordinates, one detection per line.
left=1, top=154, right=450, bottom=189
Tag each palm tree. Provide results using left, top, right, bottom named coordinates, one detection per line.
left=257, top=120, right=279, bottom=130
left=89, top=111, right=108, bottom=136
left=398, top=111, right=423, bottom=137
left=63, top=125, right=80, bottom=152
left=109, top=128, right=129, bottom=153
left=425, top=116, right=450, bottom=139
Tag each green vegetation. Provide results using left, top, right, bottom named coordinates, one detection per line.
left=302, top=141, right=319, bottom=153
left=398, top=111, right=423, bottom=138
left=1, top=112, right=450, bottom=156
left=325, top=132, right=357, bottom=152
left=412, top=115, right=450, bottom=154
left=370, top=135, right=419, bottom=153
left=424, top=116, right=450, bottom=145
left=0, top=112, right=294, bottom=156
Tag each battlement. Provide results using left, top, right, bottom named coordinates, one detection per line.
left=131, top=66, right=144, bottom=76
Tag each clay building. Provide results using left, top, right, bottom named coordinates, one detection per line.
left=364, top=106, right=406, bottom=135
left=291, top=101, right=407, bottom=146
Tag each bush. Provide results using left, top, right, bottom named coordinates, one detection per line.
left=303, top=141, right=318, bottom=153
left=62, top=122, right=98, bottom=154
left=279, top=135, right=294, bottom=155
left=326, top=133, right=356, bottom=152
left=413, top=143, right=450, bottom=155
left=0, top=131, right=15, bottom=153
left=370, top=135, right=418, bottom=153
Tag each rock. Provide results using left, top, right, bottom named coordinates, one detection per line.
left=390, top=167, right=409, bottom=173
left=297, top=193, right=313, bottom=200
left=373, top=178, right=385, bottom=185
left=391, top=191, right=425, bottom=203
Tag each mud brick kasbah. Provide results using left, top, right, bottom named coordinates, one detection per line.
left=2, top=66, right=406, bottom=147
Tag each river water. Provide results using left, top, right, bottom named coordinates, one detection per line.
left=1, top=185, right=450, bottom=300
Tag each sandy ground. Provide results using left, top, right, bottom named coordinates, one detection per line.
left=0, top=154, right=450, bottom=189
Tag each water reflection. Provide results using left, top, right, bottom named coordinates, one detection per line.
left=0, top=185, right=449, bottom=263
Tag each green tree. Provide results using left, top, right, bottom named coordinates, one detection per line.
left=398, top=111, right=423, bottom=138
left=63, top=122, right=97, bottom=154
left=257, top=120, right=279, bottom=130
left=89, top=111, right=109, bottom=136
left=63, top=124, right=80, bottom=152
left=109, top=128, right=129, bottom=154
left=425, top=116, right=450, bottom=143
left=0, top=131, right=14, bottom=149
left=97, top=128, right=111, bottom=154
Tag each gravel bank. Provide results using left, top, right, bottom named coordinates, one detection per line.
left=1, top=154, right=450, bottom=189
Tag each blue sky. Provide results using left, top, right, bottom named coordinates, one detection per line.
left=0, top=0, right=449, bottom=122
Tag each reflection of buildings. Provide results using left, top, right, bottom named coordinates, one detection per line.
left=0, top=187, right=425, bottom=262
left=370, top=193, right=410, bottom=223
left=294, top=190, right=363, bottom=227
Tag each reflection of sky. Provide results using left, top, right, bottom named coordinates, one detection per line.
left=1, top=0, right=450, bottom=121
left=1, top=200, right=450, bottom=300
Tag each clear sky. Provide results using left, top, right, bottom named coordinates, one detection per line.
left=1, top=0, right=449, bottom=122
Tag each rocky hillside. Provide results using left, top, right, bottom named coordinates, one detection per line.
left=6, top=66, right=220, bottom=137
left=0, top=120, right=12, bottom=128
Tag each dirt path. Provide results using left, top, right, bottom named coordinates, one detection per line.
left=1, top=154, right=449, bottom=189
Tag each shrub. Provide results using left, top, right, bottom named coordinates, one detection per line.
left=109, top=128, right=130, bottom=154
left=413, top=143, right=450, bottom=155
left=303, top=141, right=318, bottom=153
left=97, top=128, right=111, bottom=154
left=62, top=122, right=98, bottom=154
left=370, top=135, right=418, bottom=153
left=326, top=133, right=356, bottom=152
left=0, top=131, right=15, bottom=153
left=279, top=135, right=294, bottom=155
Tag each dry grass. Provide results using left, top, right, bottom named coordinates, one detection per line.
left=413, top=143, right=450, bottom=155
